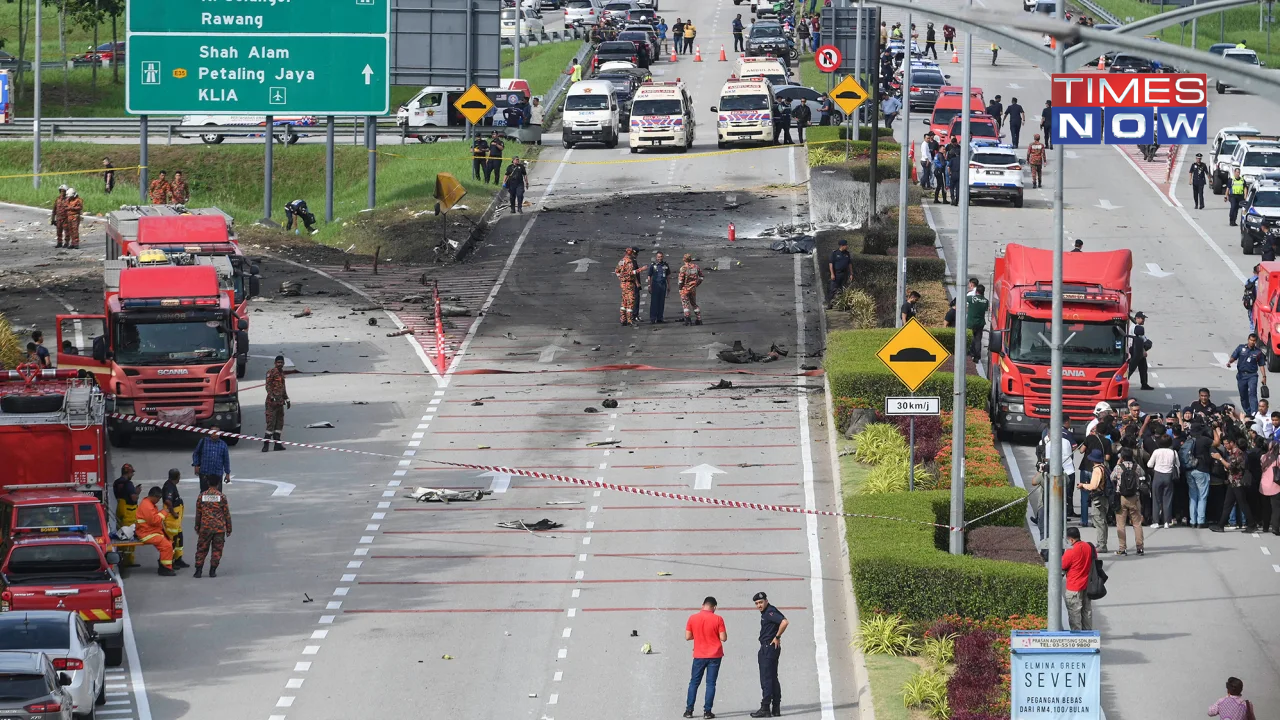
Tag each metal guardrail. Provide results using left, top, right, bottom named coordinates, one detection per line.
left=0, top=117, right=467, bottom=143
left=1070, top=0, right=1122, bottom=27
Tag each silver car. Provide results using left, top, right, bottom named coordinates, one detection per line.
left=0, top=614, right=105, bottom=718
left=0, top=651, right=74, bottom=720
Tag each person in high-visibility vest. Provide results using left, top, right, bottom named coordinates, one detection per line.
left=112, top=464, right=140, bottom=568
left=136, top=487, right=177, bottom=576
left=1228, top=168, right=1248, bottom=227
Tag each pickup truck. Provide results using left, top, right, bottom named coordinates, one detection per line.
left=0, top=528, right=124, bottom=666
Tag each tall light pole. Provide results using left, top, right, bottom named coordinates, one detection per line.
left=33, top=0, right=43, bottom=189
left=948, top=2, right=973, bottom=555
left=1046, top=0, right=1069, bottom=633
left=896, top=7, right=913, bottom=326
left=514, top=4, right=522, bottom=79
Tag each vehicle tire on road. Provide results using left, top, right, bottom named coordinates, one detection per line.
left=1013, top=193, right=1024, bottom=208
left=224, top=432, right=240, bottom=447
left=107, top=423, right=132, bottom=449
left=564, top=140, right=575, bottom=149
left=1269, top=350, right=1280, bottom=373
left=0, top=393, right=64, bottom=414
left=200, top=127, right=225, bottom=144
left=103, top=645, right=122, bottom=668
left=95, top=669, right=106, bottom=706
left=631, top=146, right=639, bottom=153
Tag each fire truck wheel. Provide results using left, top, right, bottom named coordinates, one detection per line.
left=107, top=424, right=132, bottom=448
left=0, top=394, right=64, bottom=414
left=224, top=433, right=240, bottom=447
left=104, top=646, right=123, bottom=667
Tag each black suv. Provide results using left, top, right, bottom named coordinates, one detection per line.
left=1240, top=180, right=1280, bottom=255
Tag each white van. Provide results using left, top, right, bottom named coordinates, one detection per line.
left=628, top=81, right=694, bottom=153
left=735, top=56, right=790, bottom=87
left=562, top=79, right=621, bottom=148
left=712, top=76, right=775, bottom=147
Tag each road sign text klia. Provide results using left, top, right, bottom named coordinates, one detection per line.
left=1050, top=73, right=1208, bottom=145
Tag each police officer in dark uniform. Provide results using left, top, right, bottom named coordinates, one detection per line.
left=1188, top=153, right=1209, bottom=210
left=750, top=591, right=788, bottom=718
left=471, top=135, right=490, bottom=180
left=1128, top=311, right=1153, bottom=390
left=1227, top=333, right=1268, bottom=417
left=828, top=239, right=852, bottom=306
left=773, top=101, right=793, bottom=145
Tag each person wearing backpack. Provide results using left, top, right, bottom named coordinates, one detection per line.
left=1110, top=447, right=1147, bottom=555
left=1128, top=311, right=1154, bottom=390
left=1079, top=448, right=1111, bottom=552
left=1061, top=526, right=1097, bottom=631
left=1211, top=435, right=1257, bottom=532
left=1244, top=264, right=1260, bottom=332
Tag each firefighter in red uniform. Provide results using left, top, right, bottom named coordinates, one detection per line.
left=615, top=248, right=642, bottom=326
left=51, top=185, right=68, bottom=248
left=63, top=189, right=84, bottom=250
left=135, top=486, right=176, bottom=576
left=148, top=171, right=172, bottom=205
left=678, top=254, right=704, bottom=325
left=193, top=477, right=232, bottom=578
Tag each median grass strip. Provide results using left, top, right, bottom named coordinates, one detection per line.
left=0, top=140, right=535, bottom=244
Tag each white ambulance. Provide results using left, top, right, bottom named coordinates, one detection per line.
left=711, top=76, right=776, bottom=147
left=628, top=80, right=695, bottom=153
left=735, top=55, right=790, bottom=88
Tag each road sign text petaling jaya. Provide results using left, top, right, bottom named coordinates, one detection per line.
left=1049, top=73, right=1208, bottom=145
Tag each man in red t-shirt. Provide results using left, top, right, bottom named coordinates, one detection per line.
left=684, top=596, right=728, bottom=719
left=1061, top=526, right=1096, bottom=630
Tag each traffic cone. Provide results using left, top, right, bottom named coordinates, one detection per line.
left=671, top=47, right=678, bottom=62
left=719, top=45, right=728, bottom=62
left=694, top=46, right=703, bottom=62
left=1097, top=54, right=1105, bottom=70
left=951, top=47, right=959, bottom=63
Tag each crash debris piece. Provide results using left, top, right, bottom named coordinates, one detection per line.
left=408, top=487, right=493, bottom=503
left=305, top=421, right=335, bottom=428
left=602, top=398, right=619, bottom=409
left=497, top=519, right=564, bottom=531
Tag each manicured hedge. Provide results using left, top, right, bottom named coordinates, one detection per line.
left=848, top=487, right=1048, bottom=621
left=847, top=254, right=948, bottom=285
left=849, top=159, right=902, bottom=182
left=825, top=329, right=990, bottom=411
left=861, top=222, right=939, bottom=255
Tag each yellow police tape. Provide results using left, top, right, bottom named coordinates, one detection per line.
left=373, top=138, right=899, bottom=167
left=0, top=165, right=145, bottom=181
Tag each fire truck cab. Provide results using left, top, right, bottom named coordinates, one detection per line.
left=54, top=262, right=241, bottom=448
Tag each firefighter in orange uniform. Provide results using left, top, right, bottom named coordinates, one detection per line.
left=63, top=189, right=84, bottom=250
left=135, top=486, right=177, bottom=576
left=170, top=170, right=190, bottom=205
left=51, top=185, right=68, bottom=248
left=193, top=477, right=232, bottom=578
left=615, top=247, right=641, bottom=326
left=678, top=253, right=704, bottom=325
left=148, top=171, right=172, bottom=205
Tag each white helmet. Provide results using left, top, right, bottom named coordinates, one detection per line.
left=66, top=188, right=77, bottom=198
left=1093, top=401, right=1112, bottom=417
left=58, top=184, right=68, bottom=191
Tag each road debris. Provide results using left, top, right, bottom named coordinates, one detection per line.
left=497, top=519, right=564, bottom=531
left=305, top=421, right=335, bottom=428
left=408, top=487, right=492, bottom=503
left=367, top=317, right=378, bottom=326
left=586, top=439, right=621, bottom=447
left=280, top=281, right=303, bottom=296
left=708, top=379, right=734, bottom=389
left=584, top=407, right=600, bottom=413
left=602, top=398, right=619, bottom=409
left=292, top=307, right=312, bottom=318
left=641, top=643, right=653, bottom=655
left=386, top=329, right=415, bottom=337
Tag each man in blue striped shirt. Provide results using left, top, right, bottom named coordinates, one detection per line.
left=192, top=435, right=231, bottom=492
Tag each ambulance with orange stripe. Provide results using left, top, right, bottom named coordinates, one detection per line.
left=713, top=75, right=776, bottom=147
left=628, top=80, right=695, bottom=153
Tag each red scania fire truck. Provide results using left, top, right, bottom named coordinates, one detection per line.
left=55, top=261, right=241, bottom=447
left=105, top=207, right=260, bottom=377
left=0, top=367, right=106, bottom=496
left=987, top=244, right=1134, bottom=437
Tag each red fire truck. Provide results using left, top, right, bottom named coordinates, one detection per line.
left=105, top=207, right=260, bottom=377
left=0, top=367, right=107, bottom=496
left=55, top=262, right=242, bottom=447
left=987, top=244, right=1134, bottom=437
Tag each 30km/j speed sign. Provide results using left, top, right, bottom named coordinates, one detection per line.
left=815, top=45, right=843, bottom=73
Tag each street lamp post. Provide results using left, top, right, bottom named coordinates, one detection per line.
left=1046, top=0, right=1069, bottom=634
left=949, top=7, right=973, bottom=556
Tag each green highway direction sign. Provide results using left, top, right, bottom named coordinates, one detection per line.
left=126, top=0, right=389, bottom=115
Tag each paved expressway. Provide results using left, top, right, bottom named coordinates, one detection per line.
left=883, top=1, right=1280, bottom=716
left=22, top=0, right=863, bottom=718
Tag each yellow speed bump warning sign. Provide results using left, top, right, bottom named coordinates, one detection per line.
left=875, top=318, right=952, bottom=392
left=829, top=75, right=869, bottom=116
left=454, top=84, right=495, bottom=125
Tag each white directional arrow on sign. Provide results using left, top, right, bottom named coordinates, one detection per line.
left=1144, top=263, right=1174, bottom=278
left=362, top=64, right=374, bottom=85
left=181, top=477, right=295, bottom=497
left=681, top=464, right=726, bottom=490
left=1096, top=199, right=1121, bottom=211
left=715, top=257, right=733, bottom=271
left=538, top=344, right=567, bottom=363
left=701, top=342, right=730, bottom=360
left=568, top=258, right=598, bottom=273
left=478, top=470, right=513, bottom=493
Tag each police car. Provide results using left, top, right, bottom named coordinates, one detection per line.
left=1240, top=179, right=1280, bottom=255
left=968, top=140, right=1024, bottom=207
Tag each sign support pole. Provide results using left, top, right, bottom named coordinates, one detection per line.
left=1047, top=1, right=1069, bottom=633
left=138, top=116, right=149, bottom=205
left=949, top=7, right=973, bottom=557
left=908, top=413, right=916, bottom=491
left=367, top=115, right=377, bottom=209
left=33, top=0, right=41, bottom=189
left=326, top=116, right=335, bottom=223
left=264, top=115, right=274, bottom=222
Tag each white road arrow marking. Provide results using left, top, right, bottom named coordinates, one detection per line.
left=478, top=470, right=512, bottom=493
left=181, top=477, right=295, bottom=497
left=1007, top=82, right=1023, bottom=89
left=362, top=64, right=374, bottom=85
left=568, top=258, right=598, bottom=273
left=1065, top=150, right=1080, bottom=159
left=701, top=342, right=730, bottom=360
left=715, top=257, right=733, bottom=271
left=1096, top=199, right=1121, bottom=211
left=539, top=344, right=567, bottom=363
left=1214, top=351, right=1232, bottom=367
left=1144, top=263, right=1174, bottom=278
left=681, top=464, right=726, bottom=490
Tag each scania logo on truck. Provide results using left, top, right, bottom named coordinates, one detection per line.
left=1063, top=369, right=1086, bottom=377
left=156, top=369, right=190, bottom=376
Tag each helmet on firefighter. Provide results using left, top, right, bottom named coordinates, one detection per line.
left=1093, top=401, right=1112, bottom=417
left=66, top=188, right=78, bottom=198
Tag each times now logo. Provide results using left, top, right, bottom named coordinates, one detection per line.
left=1049, top=72, right=1208, bottom=145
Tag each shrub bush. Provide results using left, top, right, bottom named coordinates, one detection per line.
left=0, top=313, right=24, bottom=370
left=850, top=158, right=902, bottom=182
left=831, top=288, right=879, bottom=329
left=935, top=410, right=1009, bottom=489
left=947, top=631, right=1004, bottom=720
left=847, top=487, right=1047, bottom=621
left=825, top=329, right=990, bottom=412
left=861, top=221, right=939, bottom=256
left=833, top=396, right=878, bottom=431
left=840, top=124, right=898, bottom=140
left=853, top=423, right=909, bottom=465
left=854, top=613, right=918, bottom=656
left=885, top=414, right=944, bottom=465
left=849, top=253, right=947, bottom=284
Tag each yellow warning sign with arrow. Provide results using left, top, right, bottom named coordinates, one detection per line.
left=875, top=318, right=952, bottom=392
left=453, top=84, right=495, bottom=125
left=829, top=75, right=870, bottom=116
